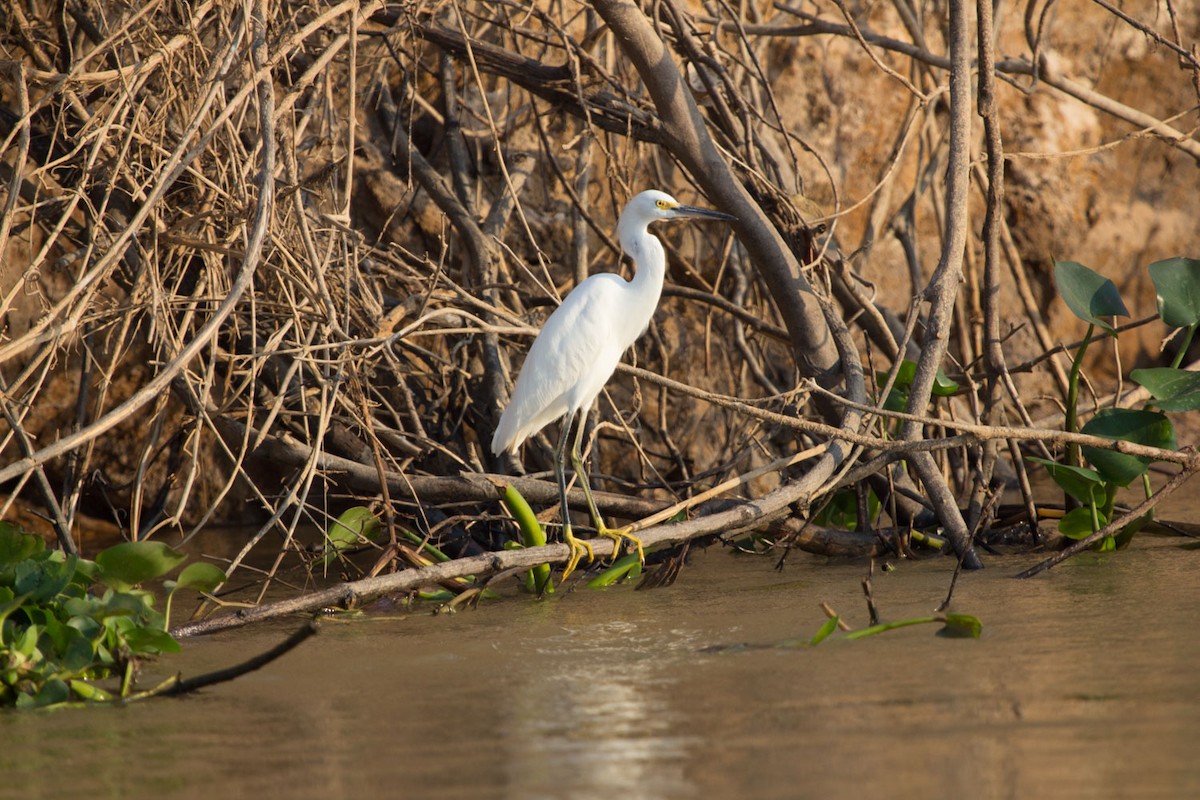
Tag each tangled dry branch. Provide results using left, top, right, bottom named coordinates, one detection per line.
left=1, top=0, right=1197, bottom=601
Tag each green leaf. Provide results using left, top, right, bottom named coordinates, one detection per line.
left=62, top=633, right=99, bottom=673
left=877, top=359, right=918, bottom=390
left=1054, top=261, right=1129, bottom=332
left=122, top=626, right=181, bottom=655
left=1081, top=408, right=1176, bottom=487
left=0, top=523, right=44, bottom=567
left=173, top=562, right=226, bottom=593
left=809, top=616, right=840, bottom=646
left=931, top=368, right=960, bottom=397
left=1026, top=457, right=1105, bottom=505
left=1148, top=257, right=1200, bottom=328
left=1059, top=506, right=1104, bottom=539
left=95, top=542, right=187, bottom=590
left=14, top=555, right=78, bottom=603
left=323, top=507, right=379, bottom=566
left=31, top=678, right=71, bottom=709
left=938, top=613, right=983, bottom=639
left=1131, top=368, right=1200, bottom=411
left=14, top=623, right=42, bottom=657
left=883, top=387, right=908, bottom=413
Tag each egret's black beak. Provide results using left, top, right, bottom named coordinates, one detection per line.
left=674, top=204, right=736, bottom=222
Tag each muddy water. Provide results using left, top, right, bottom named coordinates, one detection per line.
left=2, top=537, right=1198, bottom=799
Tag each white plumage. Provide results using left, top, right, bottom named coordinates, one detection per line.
left=491, top=189, right=734, bottom=579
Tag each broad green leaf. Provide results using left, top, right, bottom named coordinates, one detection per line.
left=16, top=555, right=78, bottom=604
left=122, top=626, right=181, bottom=655
left=932, top=368, right=960, bottom=397
left=876, top=359, right=918, bottom=390
left=62, top=633, right=98, bottom=673
left=1148, top=257, right=1200, bottom=328
left=29, top=678, right=70, bottom=709
left=938, top=613, right=983, bottom=639
left=324, top=507, right=379, bottom=566
left=1054, top=261, right=1129, bottom=332
left=1026, top=457, right=1105, bottom=505
left=1131, top=368, right=1200, bottom=411
left=14, top=623, right=42, bottom=657
left=173, top=562, right=227, bottom=593
left=877, top=360, right=958, bottom=401
left=0, top=524, right=44, bottom=566
left=1059, top=506, right=1104, bottom=539
left=95, top=542, right=186, bottom=590
left=1081, top=408, right=1176, bottom=487
left=883, top=387, right=908, bottom=413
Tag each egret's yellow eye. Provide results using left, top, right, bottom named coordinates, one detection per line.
left=656, top=199, right=671, bottom=209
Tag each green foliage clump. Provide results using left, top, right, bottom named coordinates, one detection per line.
left=1032, top=257, right=1200, bottom=550
left=0, top=523, right=223, bottom=709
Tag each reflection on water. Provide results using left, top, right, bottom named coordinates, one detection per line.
left=1, top=538, right=1198, bottom=799
left=505, top=619, right=696, bottom=799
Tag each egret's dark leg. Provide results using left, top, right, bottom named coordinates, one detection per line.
left=568, top=409, right=645, bottom=566
left=555, top=410, right=593, bottom=580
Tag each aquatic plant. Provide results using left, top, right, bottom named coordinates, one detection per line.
left=1028, top=258, right=1198, bottom=551
left=0, top=523, right=223, bottom=709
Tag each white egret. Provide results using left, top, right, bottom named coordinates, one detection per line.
left=491, top=189, right=735, bottom=579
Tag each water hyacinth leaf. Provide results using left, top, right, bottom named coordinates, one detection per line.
left=932, top=368, right=960, bottom=396
left=325, top=507, right=379, bottom=562
left=1054, top=261, right=1129, bottom=332
left=883, top=387, right=908, bottom=413
left=876, top=359, right=918, bottom=390
left=1058, top=507, right=1104, bottom=539
left=173, top=562, right=227, bottom=593
left=1026, top=457, right=1105, bottom=505
left=1148, top=257, right=1200, bottom=328
left=18, top=678, right=70, bottom=709
left=122, top=626, right=181, bottom=655
left=0, top=523, right=44, bottom=566
left=14, top=623, right=41, bottom=657
left=18, top=555, right=78, bottom=603
left=1081, top=408, right=1176, bottom=487
left=95, top=542, right=187, bottom=590
left=1130, top=367, right=1200, bottom=411
left=63, top=633, right=99, bottom=673
left=938, top=613, right=983, bottom=639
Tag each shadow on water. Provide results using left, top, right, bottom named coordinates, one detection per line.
left=2, top=534, right=1198, bottom=799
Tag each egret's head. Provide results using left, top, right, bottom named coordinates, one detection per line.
left=620, top=190, right=736, bottom=232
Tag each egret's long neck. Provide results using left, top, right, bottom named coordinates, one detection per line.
left=620, top=221, right=666, bottom=299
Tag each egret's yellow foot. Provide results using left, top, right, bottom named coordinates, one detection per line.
left=560, top=525, right=595, bottom=582
left=598, top=524, right=645, bottom=566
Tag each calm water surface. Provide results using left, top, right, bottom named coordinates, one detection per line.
left=2, top=535, right=1197, bottom=799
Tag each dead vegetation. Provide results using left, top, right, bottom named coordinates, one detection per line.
left=1, top=0, right=1198, bottom=603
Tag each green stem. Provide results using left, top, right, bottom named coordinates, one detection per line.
left=844, top=616, right=940, bottom=639
left=1170, top=323, right=1197, bottom=369
left=1065, top=323, right=1093, bottom=467
left=501, top=484, right=553, bottom=595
